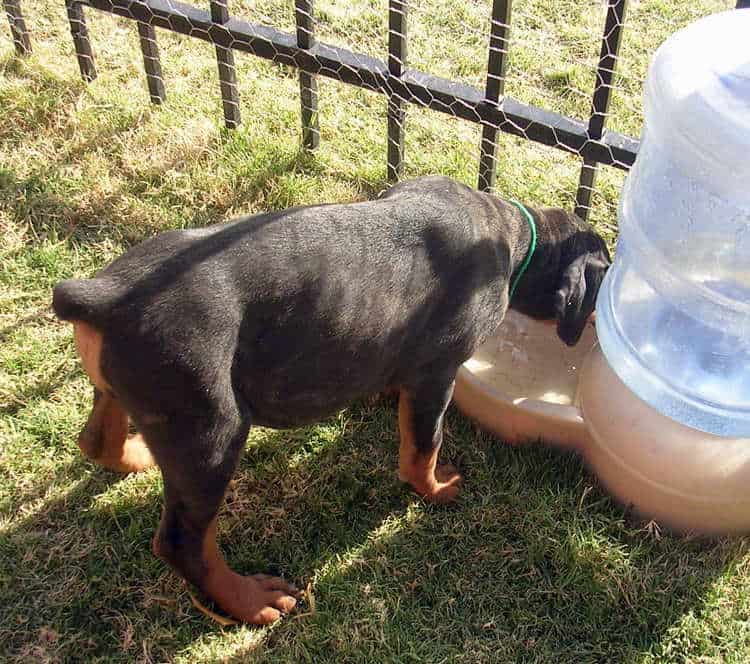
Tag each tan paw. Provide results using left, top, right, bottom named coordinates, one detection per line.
left=204, top=571, right=299, bottom=625
left=424, top=464, right=462, bottom=504
left=102, top=433, right=157, bottom=474
left=402, top=463, right=462, bottom=504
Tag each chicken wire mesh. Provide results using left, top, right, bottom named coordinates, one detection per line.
left=2, top=0, right=739, bottom=230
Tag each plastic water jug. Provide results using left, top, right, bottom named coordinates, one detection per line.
left=595, top=9, right=750, bottom=437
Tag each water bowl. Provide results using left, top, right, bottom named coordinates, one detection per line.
left=453, top=310, right=750, bottom=535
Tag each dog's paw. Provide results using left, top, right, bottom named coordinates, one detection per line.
left=403, top=464, right=462, bottom=504
left=205, top=572, right=299, bottom=625
left=425, top=464, right=462, bottom=504
left=102, top=433, right=157, bottom=474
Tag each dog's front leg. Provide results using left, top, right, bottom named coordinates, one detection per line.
left=398, top=380, right=462, bottom=503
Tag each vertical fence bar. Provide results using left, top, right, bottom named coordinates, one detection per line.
left=65, top=0, right=97, bottom=82
left=574, top=160, right=598, bottom=221
left=574, top=0, right=627, bottom=220
left=137, top=21, right=166, bottom=104
left=478, top=0, right=512, bottom=192
left=387, top=0, right=407, bottom=182
left=295, top=0, right=319, bottom=149
left=3, top=0, right=31, bottom=55
left=210, top=0, right=241, bottom=128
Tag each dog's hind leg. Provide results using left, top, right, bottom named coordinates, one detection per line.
left=78, top=388, right=156, bottom=473
left=73, top=321, right=155, bottom=473
left=398, top=378, right=462, bottom=504
left=147, top=407, right=298, bottom=625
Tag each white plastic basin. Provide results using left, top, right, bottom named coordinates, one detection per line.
left=454, top=310, right=750, bottom=535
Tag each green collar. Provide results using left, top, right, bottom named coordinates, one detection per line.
left=508, top=199, right=538, bottom=300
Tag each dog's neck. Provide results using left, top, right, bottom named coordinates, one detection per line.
left=500, top=200, right=567, bottom=318
left=506, top=202, right=536, bottom=284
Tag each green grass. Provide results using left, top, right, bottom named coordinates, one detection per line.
left=1, top=0, right=747, bottom=661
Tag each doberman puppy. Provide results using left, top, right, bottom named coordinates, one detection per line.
left=52, top=176, right=610, bottom=624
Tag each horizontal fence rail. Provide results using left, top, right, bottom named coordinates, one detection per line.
left=80, top=0, right=638, bottom=175
left=7, top=1, right=742, bottom=219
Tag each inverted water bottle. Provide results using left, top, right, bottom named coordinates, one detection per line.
left=594, top=9, right=750, bottom=437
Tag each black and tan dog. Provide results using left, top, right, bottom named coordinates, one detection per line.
left=52, top=176, right=610, bottom=624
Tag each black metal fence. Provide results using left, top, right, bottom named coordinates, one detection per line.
left=3, top=0, right=747, bottom=220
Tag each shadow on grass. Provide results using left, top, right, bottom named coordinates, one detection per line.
left=0, top=55, right=87, bottom=142
left=0, top=153, right=326, bottom=250
left=0, top=309, right=56, bottom=345
left=0, top=399, right=409, bottom=662
left=0, top=60, right=388, bottom=257
left=1, top=400, right=747, bottom=663
left=1, top=146, right=384, bottom=252
left=204, top=413, right=750, bottom=664
left=0, top=363, right=79, bottom=418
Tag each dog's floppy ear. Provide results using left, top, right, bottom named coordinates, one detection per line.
left=554, top=253, right=609, bottom=346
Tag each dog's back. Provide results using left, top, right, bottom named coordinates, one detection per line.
left=53, top=176, right=511, bottom=426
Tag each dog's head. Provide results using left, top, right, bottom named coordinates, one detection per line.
left=553, top=226, right=611, bottom=346
left=512, top=209, right=611, bottom=346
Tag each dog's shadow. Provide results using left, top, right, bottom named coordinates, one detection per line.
left=0, top=397, right=408, bottom=661
left=2, top=398, right=747, bottom=662
left=215, top=412, right=750, bottom=663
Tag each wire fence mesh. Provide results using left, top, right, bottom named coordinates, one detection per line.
left=2, top=0, right=739, bottom=231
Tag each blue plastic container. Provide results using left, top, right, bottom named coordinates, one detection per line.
left=595, top=9, right=750, bottom=437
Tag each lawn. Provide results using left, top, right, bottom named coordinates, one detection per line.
left=1, top=0, right=747, bottom=662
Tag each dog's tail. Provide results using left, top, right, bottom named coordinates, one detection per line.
left=52, top=278, right=116, bottom=325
